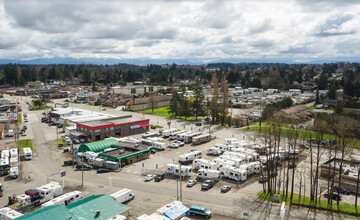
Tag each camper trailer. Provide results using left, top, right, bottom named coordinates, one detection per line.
left=152, top=142, right=166, bottom=150
left=9, top=149, right=18, bottom=159
left=192, top=134, right=211, bottom=145
left=178, top=151, right=202, bottom=165
left=0, top=207, right=23, bottom=220
left=212, top=158, right=236, bottom=170
left=1, top=149, right=9, bottom=159
left=225, top=138, right=237, bottom=145
left=177, top=131, right=192, bottom=141
left=42, top=191, right=83, bottom=207
left=110, top=188, right=135, bottom=204
left=213, top=143, right=232, bottom=153
left=165, top=164, right=192, bottom=177
left=162, top=129, right=177, bottom=138
left=0, top=157, right=10, bottom=176
left=23, top=148, right=32, bottom=160
left=207, top=147, right=222, bottom=156
left=142, top=132, right=159, bottom=139
left=184, top=132, right=202, bottom=143
left=196, top=169, right=221, bottom=180
left=35, top=182, right=63, bottom=203
left=147, top=137, right=165, bottom=143
left=170, top=131, right=185, bottom=140
left=220, top=165, right=247, bottom=181
left=141, top=139, right=154, bottom=146
left=193, top=159, right=216, bottom=170
left=219, top=155, right=246, bottom=168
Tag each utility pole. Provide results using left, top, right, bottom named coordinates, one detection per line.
left=179, top=163, right=182, bottom=202
left=81, top=150, right=84, bottom=189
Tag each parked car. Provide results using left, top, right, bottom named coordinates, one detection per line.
left=195, top=122, right=202, bottom=126
left=144, top=174, right=156, bottom=182
left=187, top=180, right=197, bottom=187
left=22, top=125, right=27, bottom=130
left=41, top=117, right=47, bottom=122
left=175, top=141, right=184, bottom=147
left=57, top=124, right=63, bottom=128
left=201, top=180, right=215, bottom=190
left=169, top=143, right=179, bottom=148
left=76, top=164, right=92, bottom=171
left=73, top=139, right=80, bottom=144
left=221, top=185, right=231, bottom=193
left=155, top=173, right=165, bottom=182
left=151, top=149, right=157, bottom=154
left=333, top=185, right=351, bottom=195
left=79, top=138, right=86, bottom=143
left=49, top=121, right=57, bottom=126
left=97, top=168, right=111, bottom=174
left=151, top=125, right=157, bottom=129
left=189, top=205, right=212, bottom=218
left=63, top=160, right=78, bottom=166
left=21, top=131, right=27, bottom=136
left=324, top=192, right=342, bottom=200
left=102, top=108, right=107, bottom=111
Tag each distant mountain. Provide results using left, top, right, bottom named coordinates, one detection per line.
left=0, top=57, right=357, bottom=65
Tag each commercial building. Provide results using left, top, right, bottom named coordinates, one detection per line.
left=112, top=85, right=157, bottom=95
left=76, top=116, right=149, bottom=141
left=99, top=142, right=153, bottom=164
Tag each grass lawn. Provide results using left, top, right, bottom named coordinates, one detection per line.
left=31, top=103, right=52, bottom=110
left=18, top=113, right=22, bottom=124
left=56, top=139, right=67, bottom=147
left=245, top=122, right=360, bottom=147
left=258, top=191, right=360, bottom=216
left=142, top=106, right=203, bottom=121
left=309, top=105, right=316, bottom=110
left=19, top=139, right=34, bottom=152
left=150, top=124, right=163, bottom=128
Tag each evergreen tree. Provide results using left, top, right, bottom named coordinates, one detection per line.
left=192, top=81, right=205, bottom=120
left=334, top=100, right=343, bottom=114
left=327, top=84, right=337, bottom=99
left=168, top=89, right=180, bottom=118
left=344, top=80, right=355, bottom=98
left=317, top=73, right=328, bottom=90
left=315, top=87, right=320, bottom=105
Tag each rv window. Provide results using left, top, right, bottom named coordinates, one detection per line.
left=230, top=172, right=233, bottom=175
left=76, top=195, right=79, bottom=198
left=204, top=173, right=207, bottom=176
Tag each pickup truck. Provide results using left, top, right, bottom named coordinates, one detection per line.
left=201, top=180, right=215, bottom=190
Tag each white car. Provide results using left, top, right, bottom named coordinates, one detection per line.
left=169, top=143, right=179, bottom=148
left=145, top=174, right=156, bottom=182
left=24, top=118, right=29, bottom=122
left=187, top=179, right=197, bottom=187
left=21, top=131, right=27, bottom=136
left=175, top=141, right=184, bottom=147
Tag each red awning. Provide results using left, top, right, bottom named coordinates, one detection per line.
left=140, top=123, right=150, bottom=128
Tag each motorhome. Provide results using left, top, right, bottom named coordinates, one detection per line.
left=219, top=155, right=246, bottom=168
left=184, top=132, right=202, bottom=143
left=0, top=157, right=10, bottom=176
left=206, top=147, right=222, bottom=156
left=220, top=165, right=247, bottom=181
left=213, top=143, right=231, bottom=153
left=162, top=129, right=177, bottom=138
left=192, top=134, right=211, bottom=145
left=83, top=152, right=98, bottom=161
left=23, top=148, right=32, bottom=160
left=193, top=159, right=215, bottom=170
left=225, top=138, right=237, bottom=145
left=10, top=167, right=18, bottom=179
left=1, top=149, right=9, bottom=159
left=35, top=182, right=63, bottom=203
left=170, top=131, right=185, bottom=140
left=0, top=207, right=23, bottom=219
left=41, top=191, right=83, bottom=207
left=165, top=164, right=192, bottom=177
left=178, top=151, right=202, bottom=165
left=10, top=157, right=18, bottom=167
left=147, top=137, right=164, bottom=143
left=177, top=131, right=192, bottom=141
left=7, top=130, right=14, bottom=137
left=9, top=149, right=18, bottom=159
left=211, top=158, right=236, bottom=170
left=196, top=169, right=221, bottom=180
left=142, top=132, right=159, bottom=139
left=152, top=142, right=166, bottom=150
left=141, top=139, right=154, bottom=146
left=110, top=188, right=135, bottom=204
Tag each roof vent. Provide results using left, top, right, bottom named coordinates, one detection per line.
left=95, top=210, right=100, bottom=217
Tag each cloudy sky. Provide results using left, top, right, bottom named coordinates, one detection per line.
left=0, top=0, right=360, bottom=63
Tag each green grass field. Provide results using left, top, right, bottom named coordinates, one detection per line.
left=19, top=139, right=34, bottom=152
left=18, top=113, right=22, bottom=124
left=258, top=191, right=360, bottom=216
left=245, top=122, right=360, bottom=147
left=309, top=105, right=316, bottom=110
left=31, top=103, right=52, bottom=110
left=142, top=106, right=203, bottom=121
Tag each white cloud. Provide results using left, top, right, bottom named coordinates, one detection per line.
left=0, top=0, right=360, bottom=62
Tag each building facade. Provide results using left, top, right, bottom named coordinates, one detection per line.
left=112, top=85, right=158, bottom=95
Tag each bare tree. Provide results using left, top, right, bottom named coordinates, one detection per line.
left=219, top=75, right=228, bottom=126
left=210, top=73, right=219, bottom=123
left=148, top=93, right=158, bottom=113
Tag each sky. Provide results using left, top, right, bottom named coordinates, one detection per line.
left=0, top=0, right=360, bottom=64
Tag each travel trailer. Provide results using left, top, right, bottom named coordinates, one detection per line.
left=35, top=182, right=63, bottom=203
left=211, top=158, right=236, bottom=170
left=220, top=165, right=247, bottom=181
left=177, top=131, right=192, bottom=141
left=162, top=129, right=177, bottom=138
left=192, top=134, right=211, bottom=145
left=184, top=132, right=202, bottom=143
left=152, top=142, right=166, bottom=150
left=196, top=169, right=221, bottom=180
left=193, top=159, right=216, bottom=170
left=206, top=147, right=222, bottom=156
left=170, top=131, right=185, bottom=140
left=42, top=191, right=83, bottom=207
left=23, top=148, right=32, bottom=160
left=219, top=155, right=247, bottom=168
left=165, top=164, right=192, bottom=177
left=178, top=151, right=202, bottom=165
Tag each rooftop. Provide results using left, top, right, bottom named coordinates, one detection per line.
left=79, top=115, right=146, bottom=127
left=100, top=141, right=152, bottom=160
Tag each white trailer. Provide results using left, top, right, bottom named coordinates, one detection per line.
left=152, top=142, right=166, bottom=150
left=142, top=132, right=159, bottom=139
left=193, top=159, right=216, bottom=170
left=170, top=131, right=185, bottom=140
left=36, top=182, right=63, bottom=203
left=162, top=128, right=177, bottom=138
left=42, top=191, right=83, bottom=207
left=10, top=167, right=18, bottom=179
left=212, top=158, right=236, bottom=170
left=147, top=137, right=164, bottom=143
left=178, top=151, right=202, bottom=165
left=1, top=150, right=9, bottom=159
left=9, top=149, right=18, bottom=159
left=0, top=207, right=23, bottom=220
left=196, top=169, right=221, bottom=180
left=219, top=155, right=246, bottom=168
left=184, top=132, right=202, bottom=143
left=23, top=148, right=32, bottom=160
left=213, top=143, right=232, bottom=153
left=206, top=147, right=222, bottom=156
left=9, top=158, right=18, bottom=167
left=225, top=138, right=237, bottom=145
left=84, top=152, right=98, bottom=160
left=177, top=131, right=192, bottom=141
left=141, top=139, right=154, bottom=146
left=110, top=188, right=135, bottom=204
left=220, top=165, right=247, bottom=181
left=89, top=158, right=104, bottom=168
left=165, top=163, right=192, bottom=177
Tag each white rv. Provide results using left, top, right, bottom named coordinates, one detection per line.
left=0, top=207, right=23, bottom=220
left=193, top=159, right=216, bottom=170
left=178, top=151, right=202, bottom=165
left=9, top=149, right=18, bottom=159
left=162, top=129, right=177, bottom=138
left=184, top=132, right=202, bottom=143
left=212, top=158, right=236, bottom=170
left=213, top=143, right=232, bottom=153
left=170, top=131, right=185, bottom=140
left=10, top=167, right=18, bottom=179
left=42, top=191, right=83, bottom=207
left=196, top=169, right=221, bottom=180
left=165, top=164, right=192, bottom=177
left=206, top=147, right=222, bottom=156
left=141, top=139, right=154, bottom=146
left=219, top=155, right=246, bottom=168
left=36, top=182, right=63, bottom=203
left=220, top=165, right=247, bottom=181
left=152, top=142, right=166, bottom=150
left=1, top=149, right=9, bottom=159
left=225, top=138, right=237, bottom=145
left=177, top=131, right=192, bottom=141
left=10, top=157, right=18, bottom=167
left=110, top=188, right=135, bottom=204
left=23, top=148, right=32, bottom=160
left=147, top=137, right=165, bottom=143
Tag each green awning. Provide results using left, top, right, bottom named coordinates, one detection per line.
left=78, top=138, right=118, bottom=152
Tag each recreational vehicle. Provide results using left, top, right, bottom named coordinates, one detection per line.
left=220, top=165, right=247, bottom=181
left=0, top=157, right=10, bottom=176
left=193, top=159, right=215, bottom=170
left=9, top=149, right=18, bottom=159
left=142, top=132, right=159, bottom=139
left=178, top=151, right=202, bottom=165
left=196, top=169, right=221, bottom=180
left=177, top=131, right=192, bottom=141
left=184, top=132, right=202, bottom=143
left=213, top=143, right=232, bottom=153
left=162, top=129, right=177, bottom=138
left=1, top=149, right=9, bottom=159
left=152, top=142, right=166, bottom=150
left=212, top=158, right=236, bottom=170
left=110, top=188, right=135, bottom=204
left=41, top=191, right=83, bottom=207
left=165, top=164, right=192, bottom=177
left=206, top=147, right=222, bottom=156
left=23, top=148, right=32, bottom=160
left=0, top=207, right=23, bottom=220
left=192, top=134, right=211, bottom=145
left=219, top=155, right=246, bottom=168
left=35, top=182, right=63, bottom=203
left=170, top=131, right=185, bottom=140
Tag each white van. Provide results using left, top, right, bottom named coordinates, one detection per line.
left=7, top=130, right=14, bottom=137
left=23, top=148, right=32, bottom=160
left=110, top=188, right=135, bottom=204
left=152, top=142, right=166, bottom=150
